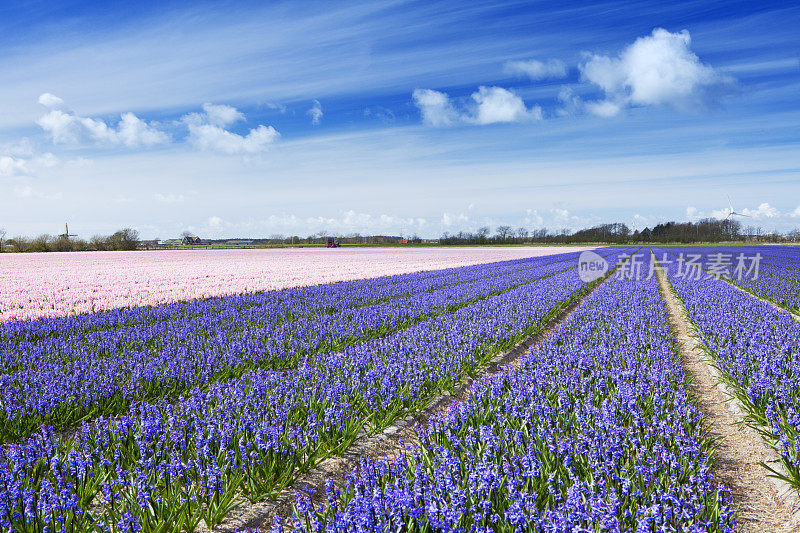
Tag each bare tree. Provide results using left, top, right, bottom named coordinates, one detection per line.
left=0, top=227, right=5, bottom=252
left=516, top=227, right=529, bottom=240
left=476, top=226, right=490, bottom=239
left=495, top=225, right=513, bottom=240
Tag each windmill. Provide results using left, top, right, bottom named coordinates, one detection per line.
left=59, top=223, right=77, bottom=239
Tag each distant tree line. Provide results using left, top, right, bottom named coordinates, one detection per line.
left=0, top=228, right=139, bottom=252
left=200, top=232, right=425, bottom=246
left=441, top=219, right=796, bottom=245
left=1, top=218, right=797, bottom=253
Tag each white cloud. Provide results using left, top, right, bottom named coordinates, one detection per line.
left=524, top=208, right=544, bottom=226
left=207, top=215, right=223, bottom=227
left=584, top=100, right=622, bottom=118
left=468, top=86, right=542, bottom=124
left=378, top=214, right=426, bottom=227
left=0, top=156, right=30, bottom=178
left=38, top=93, right=65, bottom=108
left=0, top=153, right=58, bottom=178
left=441, top=212, right=469, bottom=227
left=201, top=103, right=244, bottom=127
left=412, top=89, right=458, bottom=127
left=187, top=123, right=279, bottom=154
left=363, top=106, right=396, bottom=124
left=312, top=210, right=428, bottom=230
left=711, top=207, right=730, bottom=220
left=9, top=183, right=61, bottom=200
left=37, top=109, right=111, bottom=144
left=580, top=28, right=733, bottom=116
left=792, top=206, right=800, bottom=218
left=690, top=202, right=789, bottom=221
left=342, top=209, right=371, bottom=226
left=742, top=202, right=779, bottom=218
left=153, top=193, right=186, bottom=203
left=37, top=94, right=168, bottom=147
left=307, top=100, right=323, bottom=125
left=504, top=58, right=567, bottom=80
left=556, top=87, right=583, bottom=116
left=265, top=102, right=288, bottom=114
left=182, top=103, right=280, bottom=154
left=413, top=86, right=540, bottom=126
left=275, top=210, right=428, bottom=235
left=117, top=113, right=171, bottom=147
left=2, top=138, right=36, bottom=157
left=13, top=185, right=34, bottom=198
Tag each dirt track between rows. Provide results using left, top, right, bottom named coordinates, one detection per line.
left=653, top=252, right=800, bottom=532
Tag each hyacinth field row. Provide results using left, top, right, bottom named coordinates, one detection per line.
left=3, top=245, right=800, bottom=532
left=656, top=246, right=800, bottom=490
left=0, top=247, right=594, bottom=322
left=279, top=253, right=737, bottom=532
left=0, top=248, right=634, bottom=532
left=656, top=245, right=800, bottom=313
left=1, top=249, right=615, bottom=444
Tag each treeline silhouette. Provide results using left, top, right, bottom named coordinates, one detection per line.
left=0, top=228, right=139, bottom=252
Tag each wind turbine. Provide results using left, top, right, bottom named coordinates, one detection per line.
left=725, top=195, right=750, bottom=220
left=723, top=195, right=749, bottom=240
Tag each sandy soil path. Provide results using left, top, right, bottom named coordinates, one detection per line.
left=653, top=251, right=800, bottom=532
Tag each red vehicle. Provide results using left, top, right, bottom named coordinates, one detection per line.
left=325, top=237, right=340, bottom=248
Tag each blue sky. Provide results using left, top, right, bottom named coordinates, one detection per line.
left=1, top=0, right=798, bottom=239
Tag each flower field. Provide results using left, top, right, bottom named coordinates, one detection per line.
left=282, top=253, right=736, bottom=532
left=0, top=247, right=593, bottom=322
left=2, top=245, right=800, bottom=532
